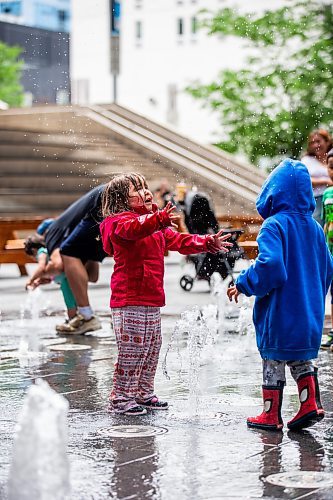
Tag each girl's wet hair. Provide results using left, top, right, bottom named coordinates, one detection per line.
left=102, top=173, right=148, bottom=217
left=24, top=233, right=45, bottom=256
left=307, top=129, right=333, bottom=156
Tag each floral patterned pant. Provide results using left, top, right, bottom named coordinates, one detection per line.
left=110, top=306, right=162, bottom=412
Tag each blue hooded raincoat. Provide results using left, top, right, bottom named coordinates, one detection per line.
left=236, top=159, right=333, bottom=361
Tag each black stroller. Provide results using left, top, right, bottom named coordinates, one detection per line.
left=179, top=229, right=244, bottom=291
left=179, top=190, right=244, bottom=291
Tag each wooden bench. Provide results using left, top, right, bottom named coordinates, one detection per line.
left=0, top=213, right=261, bottom=277
left=237, top=240, right=259, bottom=260
left=217, top=214, right=262, bottom=259
left=0, top=217, right=45, bottom=276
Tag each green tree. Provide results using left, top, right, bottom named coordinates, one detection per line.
left=187, top=0, right=333, bottom=164
left=0, top=41, right=24, bottom=107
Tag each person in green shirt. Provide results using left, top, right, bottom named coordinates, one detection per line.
left=321, top=148, right=333, bottom=349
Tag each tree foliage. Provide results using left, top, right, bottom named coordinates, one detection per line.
left=0, top=41, right=24, bottom=107
left=187, top=1, right=333, bottom=164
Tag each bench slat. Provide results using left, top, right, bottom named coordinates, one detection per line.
left=238, top=241, right=258, bottom=260
left=0, top=217, right=43, bottom=275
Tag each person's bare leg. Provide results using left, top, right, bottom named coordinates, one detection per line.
left=61, top=255, right=101, bottom=333
left=45, top=249, right=64, bottom=275
left=85, top=260, right=99, bottom=283
left=61, top=255, right=89, bottom=307
left=67, top=307, right=77, bottom=319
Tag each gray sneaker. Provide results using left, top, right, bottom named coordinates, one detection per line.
left=58, top=314, right=101, bottom=335
left=55, top=318, right=70, bottom=333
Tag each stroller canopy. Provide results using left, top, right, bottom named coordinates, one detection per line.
left=183, top=191, right=219, bottom=235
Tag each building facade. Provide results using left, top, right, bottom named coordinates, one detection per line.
left=0, top=0, right=70, bottom=32
left=0, top=20, right=70, bottom=105
left=0, top=0, right=70, bottom=105
left=70, top=0, right=120, bottom=105
left=71, top=0, right=287, bottom=143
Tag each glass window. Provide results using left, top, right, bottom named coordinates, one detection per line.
left=0, top=1, right=21, bottom=16
left=58, top=9, right=67, bottom=30
left=191, top=16, right=197, bottom=34
left=135, top=20, right=142, bottom=39
left=35, top=4, right=63, bottom=31
left=177, top=18, right=184, bottom=36
left=110, top=0, right=121, bottom=34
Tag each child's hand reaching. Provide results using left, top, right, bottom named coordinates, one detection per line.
left=25, top=277, right=51, bottom=290
left=34, top=277, right=52, bottom=286
left=207, top=230, right=234, bottom=253
left=25, top=279, right=33, bottom=291
left=227, top=285, right=241, bottom=303
left=164, top=201, right=181, bottom=229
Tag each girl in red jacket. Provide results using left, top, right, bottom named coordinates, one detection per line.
left=100, top=173, right=232, bottom=415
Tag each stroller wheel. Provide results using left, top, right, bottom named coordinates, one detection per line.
left=180, top=275, right=194, bottom=291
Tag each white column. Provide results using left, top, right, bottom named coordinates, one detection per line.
left=71, top=0, right=113, bottom=104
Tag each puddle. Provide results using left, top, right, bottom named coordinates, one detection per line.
left=48, top=344, right=92, bottom=352
left=265, top=471, right=333, bottom=489
left=96, top=425, right=168, bottom=438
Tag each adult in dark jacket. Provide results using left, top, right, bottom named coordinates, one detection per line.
left=228, top=159, right=333, bottom=431
left=45, top=184, right=107, bottom=334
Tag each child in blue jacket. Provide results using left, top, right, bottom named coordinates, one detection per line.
left=228, top=159, right=333, bottom=431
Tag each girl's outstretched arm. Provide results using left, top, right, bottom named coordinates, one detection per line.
left=163, top=228, right=232, bottom=255
left=113, top=205, right=175, bottom=241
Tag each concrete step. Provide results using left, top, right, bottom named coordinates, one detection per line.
left=0, top=175, right=110, bottom=190
left=0, top=184, right=235, bottom=216
left=0, top=129, right=134, bottom=150
left=0, top=144, right=135, bottom=162
left=0, top=105, right=255, bottom=215
left=0, top=139, right=148, bottom=156
left=0, top=192, right=86, bottom=212
left=0, top=195, right=224, bottom=216
left=0, top=171, right=188, bottom=193
left=0, top=159, right=159, bottom=175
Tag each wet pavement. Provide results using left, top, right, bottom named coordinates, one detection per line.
left=1, top=256, right=333, bottom=499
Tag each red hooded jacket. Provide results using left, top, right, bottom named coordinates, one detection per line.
left=100, top=205, right=218, bottom=308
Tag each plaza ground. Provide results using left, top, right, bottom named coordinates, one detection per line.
left=0, top=255, right=333, bottom=499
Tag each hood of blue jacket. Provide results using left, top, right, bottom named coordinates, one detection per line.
left=256, top=159, right=315, bottom=220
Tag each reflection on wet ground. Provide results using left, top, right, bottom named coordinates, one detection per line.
left=1, top=312, right=333, bottom=500
left=1, top=258, right=333, bottom=499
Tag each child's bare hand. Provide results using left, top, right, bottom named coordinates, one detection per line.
left=227, top=285, right=241, bottom=303
left=25, top=280, right=33, bottom=290
left=34, top=277, right=52, bottom=286
left=209, top=230, right=234, bottom=253
left=164, top=202, right=180, bottom=228
left=164, top=201, right=176, bottom=215
left=169, top=213, right=181, bottom=228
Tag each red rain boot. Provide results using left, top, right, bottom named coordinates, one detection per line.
left=247, top=383, right=284, bottom=431
left=287, top=368, right=324, bottom=431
